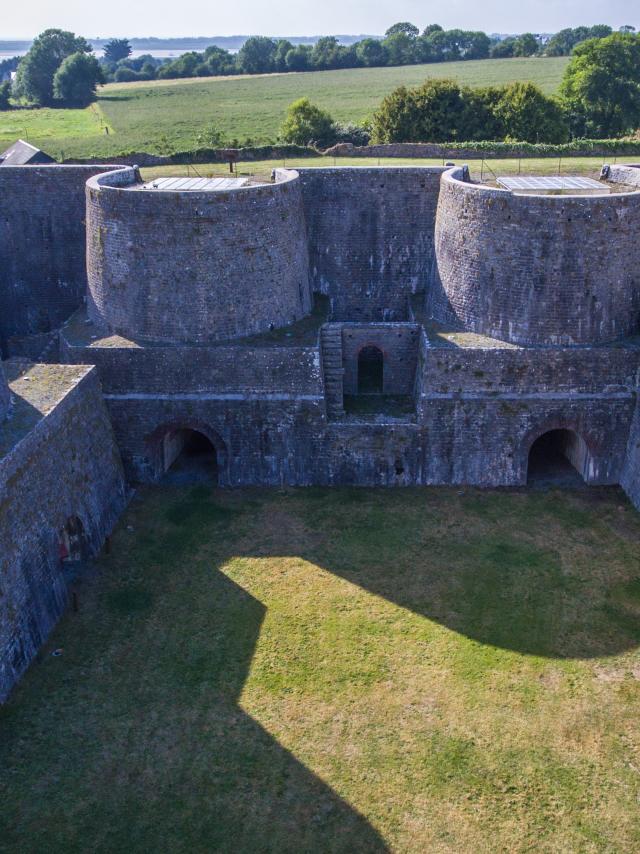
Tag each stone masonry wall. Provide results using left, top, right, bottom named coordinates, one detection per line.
left=430, top=167, right=640, bottom=345
left=0, top=366, right=127, bottom=701
left=0, top=362, right=9, bottom=422
left=621, top=399, right=640, bottom=508
left=86, top=168, right=312, bottom=344
left=341, top=324, right=420, bottom=395
left=0, top=165, right=123, bottom=353
left=293, top=167, right=446, bottom=321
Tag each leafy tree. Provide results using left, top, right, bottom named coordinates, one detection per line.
left=371, top=78, right=468, bottom=143
left=203, top=45, right=235, bottom=75
left=279, top=97, right=335, bottom=146
left=461, top=87, right=506, bottom=140
left=513, top=33, right=540, bottom=57
left=52, top=51, right=104, bottom=107
left=385, top=22, right=419, bottom=39
left=285, top=46, right=312, bottom=71
left=464, top=31, right=491, bottom=59
left=356, top=38, right=388, bottom=67
left=371, top=78, right=569, bottom=143
left=545, top=25, right=612, bottom=56
left=273, top=40, right=294, bottom=72
left=237, top=36, right=277, bottom=74
left=158, top=51, right=201, bottom=78
left=493, top=82, right=568, bottom=142
left=383, top=31, right=419, bottom=66
left=14, top=29, right=92, bottom=105
left=103, top=38, right=132, bottom=64
left=422, top=24, right=443, bottom=37
left=311, top=37, right=344, bottom=69
left=560, top=33, right=640, bottom=136
left=491, top=37, right=517, bottom=58
left=0, top=81, right=12, bottom=110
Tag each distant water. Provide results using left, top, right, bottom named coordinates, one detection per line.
left=0, top=48, right=227, bottom=59
left=0, top=49, right=185, bottom=59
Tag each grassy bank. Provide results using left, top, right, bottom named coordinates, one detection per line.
left=0, top=56, right=569, bottom=160
left=1, top=485, right=639, bottom=852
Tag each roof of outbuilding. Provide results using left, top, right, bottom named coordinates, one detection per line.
left=0, top=139, right=55, bottom=166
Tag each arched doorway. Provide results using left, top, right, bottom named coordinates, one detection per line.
left=527, top=429, right=590, bottom=486
left=59, top=516, right=87, bottom=564
left=357, top=345, right=384, bottom=394
left=161, top=427, right=219, bottom=484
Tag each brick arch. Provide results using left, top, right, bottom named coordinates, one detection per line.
left=520, top=420, right=597, bottom=484
left=145, top=420, right=228, bottom=483
left=357, top=344, right=385, bottom=394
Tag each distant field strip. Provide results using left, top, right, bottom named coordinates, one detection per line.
left=0, top=56, right=569, bottom=159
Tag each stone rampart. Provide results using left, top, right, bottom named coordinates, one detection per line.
left=86, top=168, right=312, bottom=344
left=0, top=363, right=127, bottom=701
left=0, top=165, right=124, bottom=352
left=0, top=362, right=9, bottom=422
left=293, top=167, right=445, bottom=321
left=430, top=167, right=640, bottom=346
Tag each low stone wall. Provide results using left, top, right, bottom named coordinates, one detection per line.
left=324, top=142, right=640, bottom=160
left=0, top=364, right=127, bottom=702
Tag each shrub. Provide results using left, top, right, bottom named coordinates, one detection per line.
left=280, top=97, right=336, bottom=147
left=0, top=81, right=11, bottom=111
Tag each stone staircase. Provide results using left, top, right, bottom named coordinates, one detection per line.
left=320, top=325, right=344, bottom=419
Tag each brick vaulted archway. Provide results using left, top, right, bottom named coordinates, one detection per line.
left=525, top=427, right=594, bottom=486
left=146, top=422, right=228, bottom=485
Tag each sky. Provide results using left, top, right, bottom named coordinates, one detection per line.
left=3, top=0, right=639, bottom=39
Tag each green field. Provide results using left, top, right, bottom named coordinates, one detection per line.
left=0, top=56, right=569, bottom=160
left=1, top=485, right=639, bottom=852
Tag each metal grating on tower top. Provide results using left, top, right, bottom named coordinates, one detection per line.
left=497, top=176, right=607, bottom=193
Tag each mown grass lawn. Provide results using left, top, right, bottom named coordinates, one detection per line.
left=1, top=485, right=639, bottom=852
left=140, top=154, right=616, bottom=184
left=0, top=56, right=569, bottom=160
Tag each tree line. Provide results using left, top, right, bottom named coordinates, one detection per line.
left=279, top=33, right=640, bottom=146
left=1, top=21, right=635, bottom=106
left=108, top=23, right=634, bottom=83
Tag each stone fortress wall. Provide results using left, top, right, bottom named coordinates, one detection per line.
left=293, top=167, right=445, bottom=321
left=0, top=363, right=126, bottom=701
left=0, top=361, right=9, bottom=421
left=0, top=165, right=124, bottom=354
left=430, top=166, right=640, bottom=345
left=3, top=160, right=640, bottom=699
left=86, top=167, right=312, bottom=344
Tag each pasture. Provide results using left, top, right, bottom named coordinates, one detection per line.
left=0, top=56, right=569, bottom=160
left=1, top=485, right=639, bottom=852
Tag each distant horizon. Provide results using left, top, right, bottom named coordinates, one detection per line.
left=3, top=0, right=639, bottom=42
left=1, top=25, right=636, bottom=44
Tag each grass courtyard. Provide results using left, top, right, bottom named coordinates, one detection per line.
left=1, top=485, right=640, bottom=852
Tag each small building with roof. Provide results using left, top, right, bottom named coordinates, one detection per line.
left=0, top=139, right=55, bottom=166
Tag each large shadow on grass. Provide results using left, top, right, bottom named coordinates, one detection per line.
left=283, top=487, right=640, bottom=661
left=78, top=493, right=389, bottom=854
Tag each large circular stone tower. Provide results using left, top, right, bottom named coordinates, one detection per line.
left=0, top=360, right=10, bottom=422
left=430, top=167, right=640, bottom=345
left=86, top=167, right=312, bottom=344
